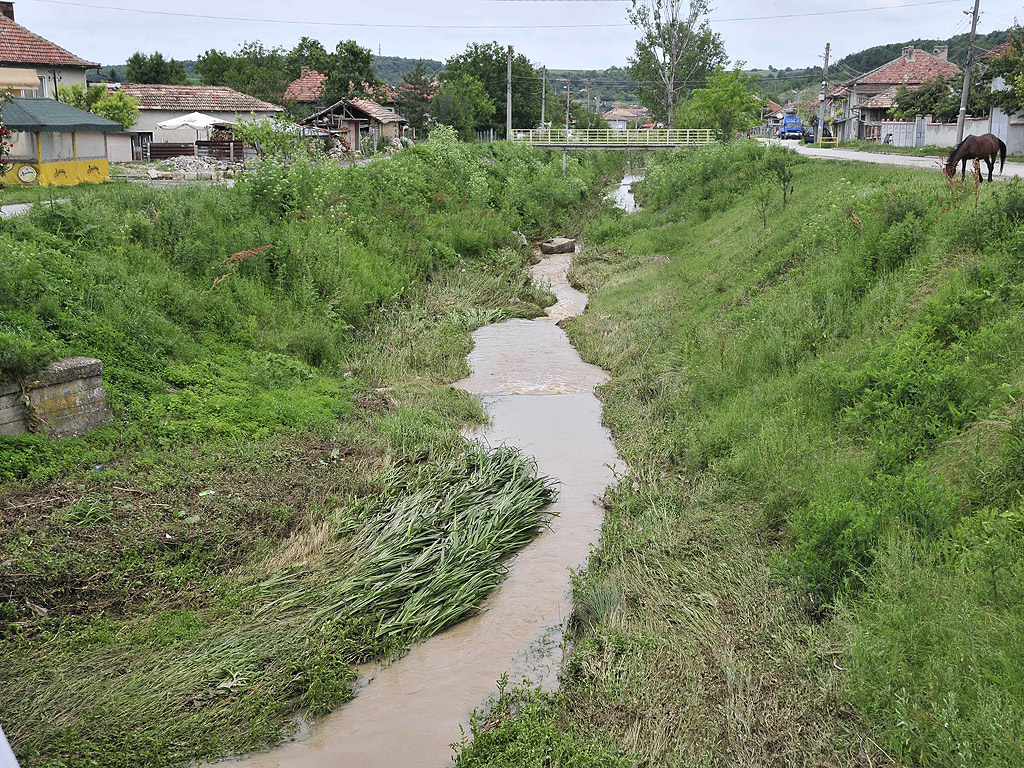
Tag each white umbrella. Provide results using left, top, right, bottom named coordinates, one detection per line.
left=156, top=112, right=232, bottom=142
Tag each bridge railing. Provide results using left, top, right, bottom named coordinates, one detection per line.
left=511, top=128, right=716, bottom=146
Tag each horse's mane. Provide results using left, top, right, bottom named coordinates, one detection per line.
left=947, top=136, right=971, bottom=165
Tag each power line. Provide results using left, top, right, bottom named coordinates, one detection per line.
left=34, top=0, right=965, bottom=29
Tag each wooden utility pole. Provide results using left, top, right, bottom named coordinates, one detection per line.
left=506, top=45, right=513, bottom=139
left=817, top=42, right=830, bottom=145
left=956, top=0, right=982, bottom=144
left=565, top=79, right=571, bottom=129
left=541, top=65, right=546, bottom=127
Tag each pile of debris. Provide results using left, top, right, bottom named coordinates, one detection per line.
left=147, top=155, right=237, bottom=181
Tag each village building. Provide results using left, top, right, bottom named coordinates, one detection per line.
left=826, top=46, right=960, bottom=141
left=111, top=82, right=284, bottom=156
left=283, top=68, right=401, bottom=111
left=0, top=1, right=97, bottom=98
left=601, top=107, right=649, bottom=130
left=301, top=96, right=409, bottom=152
left=0, top=97, right=126, bottom=185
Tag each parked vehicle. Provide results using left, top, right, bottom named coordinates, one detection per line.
left=777, top=109, right=803, bottom=140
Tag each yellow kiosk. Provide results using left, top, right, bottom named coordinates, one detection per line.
left=0, top=98, right=123, bottom=186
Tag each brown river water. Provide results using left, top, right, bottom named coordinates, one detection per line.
left=215, top=175, right=639, bottom=768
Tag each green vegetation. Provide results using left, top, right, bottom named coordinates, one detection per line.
left=374, top=55, right=444, bottom=86
left=125, top=51, right=191, bottom=85
left=458, top=142, right=1024, bottom=767
left=55, top=83, right=141, bottom=130
left=677, top=67, right=762, bottom=141
left=0, top=130, right=623, bottom=766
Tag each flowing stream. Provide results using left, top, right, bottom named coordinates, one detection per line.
left=219, top=178, right=638, bottom=768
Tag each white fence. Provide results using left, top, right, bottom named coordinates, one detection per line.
left=511, top=128, right=716, bottom=148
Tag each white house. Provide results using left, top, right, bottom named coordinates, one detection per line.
left=0, top=1, right=97, bottom=98
left=112, top=83, right=284, bottom=153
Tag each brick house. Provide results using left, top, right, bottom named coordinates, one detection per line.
left=0, top=1, right=97, bottom=98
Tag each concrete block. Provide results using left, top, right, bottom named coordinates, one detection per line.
left=540, top=236, right=576, bottom=255
left=0, top=357, right=113, bottom=439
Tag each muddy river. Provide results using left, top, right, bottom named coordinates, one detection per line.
left=219, top=177, right=638, bottom=768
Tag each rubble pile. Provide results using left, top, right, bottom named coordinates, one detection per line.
left=147, top=155, right=237, bottom=181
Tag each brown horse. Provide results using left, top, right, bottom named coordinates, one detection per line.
left=944, top=133, right=1007, bottom=182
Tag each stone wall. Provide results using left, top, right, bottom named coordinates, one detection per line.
left=0, top=357, right=113, bottom=439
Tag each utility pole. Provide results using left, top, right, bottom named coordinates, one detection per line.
left=565, top=79, right=571, bottom=130
left=956, top=0, right=982, bottom=144
left=817, top=42, right=830, bottom=146
left=506, top=45, right=513, bottom=140
left=541, top=65, right=546, bottom=127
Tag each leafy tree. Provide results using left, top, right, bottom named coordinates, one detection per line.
left=397, top=61, right=434, bottom=135
left=987, top=27, right=1024, bottom=116
left=627, top=0, right=726, bottom=128
left=320, top=40, right=380, bottom=105
left=373, top=56, right=445, bottom=87
left=93, top=91, right=141, bottom=130
left=196, top=42, right=290, bottom=102
left=889, top=76, right=986, bottom=122
left=569, top=99, right=607, bottom=129
left=430, top=75, right=495, bottom=139
left=125, top=51, right=189, bottom=84
left=56, top=83, right=106, bottom=111
left=284, top=37, right=333, bottom=78
left=678, top=67, right=762, bottom=141
left=55, top=84, right=140, bottom=130
left=444, top=42, right=542, bottom=134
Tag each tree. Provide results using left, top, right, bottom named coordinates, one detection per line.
left=284, top=37, right=333, bottom=78
left=569, top=99, right=607, bottom=129
left=93, top=91, right=141, bottom=131
left=891, top=75, right=989, bottom=122
left=57, top=83, right=106, bottom=111
left=56, top=84, right=139, bottom=130
left=125, top=51, right=189, bottom=84
left=444, top=43, right=542, bottom=133
left=678, top=67, right=762, bottom=141
left=627, top=0, right=726, bottom=128
left=986, top=26, right=1024, bottom=116
left=430, top=75, right=495, bottom=140
left=397, top=60, right=434, bottom=135
left=320, top=40, right=380, bottom=105
left=196, top=42, right=290, bottom=102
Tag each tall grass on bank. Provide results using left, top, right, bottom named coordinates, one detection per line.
left=1, top=133, right=625, bottom=767
left=459, top=143, right=1024, bottom=767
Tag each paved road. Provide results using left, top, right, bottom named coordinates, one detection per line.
left=764, top=138, right=1024, bottom=179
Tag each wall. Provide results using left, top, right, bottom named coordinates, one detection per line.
left=0, top=357, right=113, bottom=439
left=925, top=117, right=991, bottom=147
left=106, top=133, right=132, bottom=162
left=131, top=110, right=281, bottom=143
left=34, top=66, right=89, bottom=98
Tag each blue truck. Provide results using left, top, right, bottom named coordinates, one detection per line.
left=777, top=110, right=803, bottom=140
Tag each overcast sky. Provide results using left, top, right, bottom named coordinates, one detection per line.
left=17, top=0, right=1024, bottom=72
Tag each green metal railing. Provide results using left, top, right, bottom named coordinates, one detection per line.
left=511, top=128, right=716, bottom=147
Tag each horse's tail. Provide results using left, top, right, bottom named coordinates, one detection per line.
left=999, top=137, right=1007, bottom=173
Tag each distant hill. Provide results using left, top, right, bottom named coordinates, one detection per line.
left=548, top=66, right=637, bottom=105
left=373, top=56, right=444, bottom=86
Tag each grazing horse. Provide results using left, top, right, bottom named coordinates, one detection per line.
left=944, top=133, right=1007, bottom=182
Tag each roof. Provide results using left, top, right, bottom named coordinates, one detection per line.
left=981, top=41, right=1014, bottom=61
left=1, top=97, right=123, bottom=133
left=115, top=83, right=284, bottom=113
left=347, top=97, right=406, bottom=124
left=283, top=69, right=327, bottom=102
left=0, top=14, right=98, bottom=67
left=602, top=107, right=647, bottom=121
left=861, top=85, right=905, bottom=109
left=846, top=48, right=960, bottom=87
left=764, top=100, right=784, bottom=113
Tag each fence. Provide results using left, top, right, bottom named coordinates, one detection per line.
left=195, top=141, right=253, bottom=162
left=511, top=128, right=716, bottom=148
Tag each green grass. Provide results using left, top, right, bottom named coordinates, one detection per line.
left=458, top=142, right=1024, bottom=767
left=0, top=183, right=83, bottom=206
left=0, top=131, right=624, bottom=767
left=838, top=138, right=1024, bottom=163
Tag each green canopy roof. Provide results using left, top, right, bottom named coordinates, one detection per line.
left=0, top=98, right=124, bottom=133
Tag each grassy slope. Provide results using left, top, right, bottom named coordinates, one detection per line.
left=458, top=144, right=1024, bottom=767
left=0, top=137, right=623, bottom=766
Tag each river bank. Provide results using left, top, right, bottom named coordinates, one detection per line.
left=0, top=134, right=625, bottom=767
left=458, top=141, right=1024, bottom=768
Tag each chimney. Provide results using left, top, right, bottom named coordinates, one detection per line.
left=902, top=46, right=915, bottom=61
left=0, top=2, right=14, bottom=21
left=933, top=45, right=948, bottom=61
left=301, top=66, right=310, bottom=77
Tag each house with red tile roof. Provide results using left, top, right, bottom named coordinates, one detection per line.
left=110, top=82, right=284, bottom=149
left=601, top=107, right=649, bottom=129
left=827, top=46, right=960, bottom=140
left=0, top=1, right=98, bottom=98
left=282, top=68, right=401, bottom=111
left=301, top=96, right=408, bottom=153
